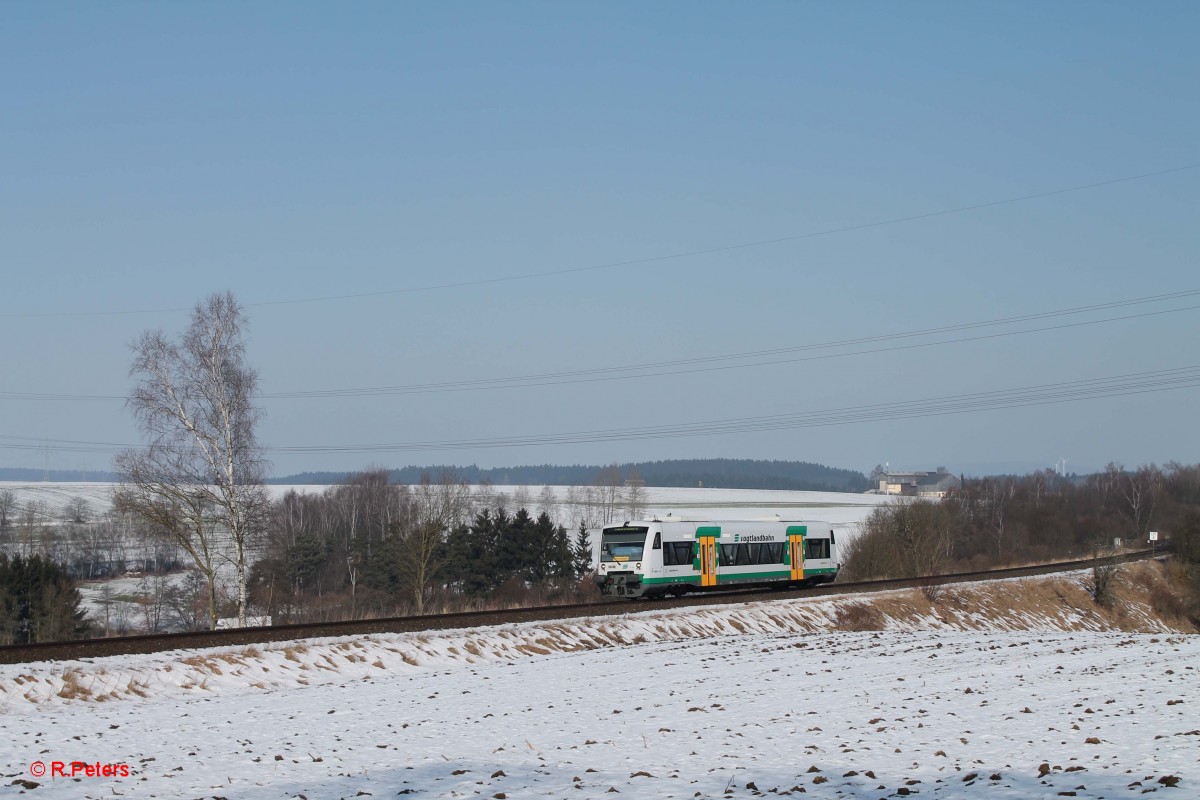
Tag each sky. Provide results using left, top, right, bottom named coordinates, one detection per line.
left=1, top=1, right=1197, bottom=478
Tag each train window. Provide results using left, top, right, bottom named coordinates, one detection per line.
left=715, top=542, right=787, bottom=566
left=652, top=532, right=661, bottom=550
left=663, top=541, right=694, bottom=566
left=805, top=538, right=831, bottom=560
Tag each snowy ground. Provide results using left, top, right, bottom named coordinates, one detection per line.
left=2, top=572, right=1194, bottom=798
left=0, top=482, right=891, bottom=529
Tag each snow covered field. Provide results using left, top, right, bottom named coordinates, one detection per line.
left=2, top=572, right=1194, bottom=799
left=0, top=482, right=891, bottom=527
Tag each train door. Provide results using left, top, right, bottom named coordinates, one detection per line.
left=787, top=525, right=807, bottom=582
left=696, top=526, right=719, bottom=587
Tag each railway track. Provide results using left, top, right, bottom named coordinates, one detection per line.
left=0, top=547, right=1168, bottom=665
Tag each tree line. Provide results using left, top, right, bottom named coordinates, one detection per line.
left=842, top=462, right=1200, bottom=594
left=274, top=457, right=871, bottom=493
left=247, top=469, right=596, bottom=622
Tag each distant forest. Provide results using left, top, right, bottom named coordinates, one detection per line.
left=272, top=459, right=871, bottom=492
left=2, top=460, right=871, bottom=492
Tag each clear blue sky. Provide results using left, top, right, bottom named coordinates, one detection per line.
left=2, top=2, right=1197, bottom=477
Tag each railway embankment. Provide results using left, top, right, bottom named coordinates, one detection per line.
left=1, top=558, right=1191, bottom=710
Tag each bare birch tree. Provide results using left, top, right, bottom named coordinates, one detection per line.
left=625, top=469, right=646, bottom=519
left=0, top=489, right=17, bottom=530
left=114, top=291, right=268, bottom=628
left=537, top=484, right=558, bottom=524
left=594, top=464, right=624, bottom=524
left=1122, top=464, right=1161, bottom=538
left=402, top=470, right=472, bottom=612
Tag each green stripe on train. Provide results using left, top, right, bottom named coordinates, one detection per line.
left=643, top=570, right=840, bottom=585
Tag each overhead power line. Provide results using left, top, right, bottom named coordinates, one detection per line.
left=267, top=366, right=1200, bottom=453
left=3, top=288, right=1198, bottom=402
left=259, top=292, right=1200, bottom=398
left=3, top=163, right=1196, bottom=319
left=5, top=365, right=1198, bottom=456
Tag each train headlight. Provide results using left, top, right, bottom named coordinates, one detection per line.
left=635, top=562, right=642, bottom=571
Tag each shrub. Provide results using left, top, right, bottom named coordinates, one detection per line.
left=834, top=602, right=886, bottom=631
left=1149, top=583, right=1186, bottom=620
left=1087, top=562, right=1119, bottom=609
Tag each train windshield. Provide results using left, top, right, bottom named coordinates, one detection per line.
left=601, top=527, right=649, bottom=562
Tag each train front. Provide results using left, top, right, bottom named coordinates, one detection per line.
left=592, top=523, right=652, bottom=598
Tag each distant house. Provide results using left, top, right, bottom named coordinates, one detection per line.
left=879, top=470, right=960, bottom=498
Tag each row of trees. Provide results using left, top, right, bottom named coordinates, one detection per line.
left=843, top=461, right=1200, bottom=580
left=244, top=470, right=596, bottom=622
left=281, top=458, right=871, bottom=493
left=2, top=469, right=610, bottom=636
left=0, top=504, right=184, bottom=579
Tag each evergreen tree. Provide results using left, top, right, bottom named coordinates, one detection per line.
left=550, top=521, right=575, bottom=585
left=527, top=511, right=572, bottom=586
left=286, top=531, right=327, bottom=593
left=0, top=554, right=92, bottom=644
left=443, top=509, right=506, bottom=598
left=572, top=521, right=594, bottom=578
left=496, top=507, right=533, bottom=585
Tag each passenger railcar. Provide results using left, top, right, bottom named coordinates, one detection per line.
left=593, top=518, right=839, bottom=599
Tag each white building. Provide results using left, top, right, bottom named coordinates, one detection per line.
left=878, top=470, right=960, bottom=498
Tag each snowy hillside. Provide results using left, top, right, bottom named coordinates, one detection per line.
left=1, top=566, right=1194, bottom=798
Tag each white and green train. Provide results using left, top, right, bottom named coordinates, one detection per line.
left=593, top=519, right=839, bottom=599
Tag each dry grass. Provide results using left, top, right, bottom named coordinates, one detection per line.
left=181, top=655, right=224, bottom=674
left=282, top=644, right=308, bottom=662
left=57, top=668, right=92, bottom=700
left=834, top=603, right=886, bottom=631
left=832, top=561, right=1195, bottom=634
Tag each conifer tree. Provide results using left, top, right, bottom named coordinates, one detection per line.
left=0, top=555, right=91, bottom=644
left=572, top=521, right=594, bottom=578
left=551, top=521, right=575, bottom=585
